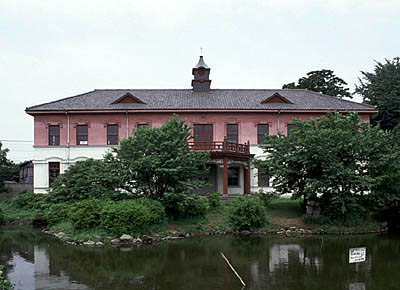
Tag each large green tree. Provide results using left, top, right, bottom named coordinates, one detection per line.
left=254, top=113, right=398, bottom=223
left=355, top=57, right=400, bottom=130
left=0, top=143, right=18, bottom=192
left=283, top=69, right=352, bottom=99
left=106, top=116, right=209, bottom=200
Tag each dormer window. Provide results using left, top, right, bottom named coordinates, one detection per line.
left=261, top=92, right=293, bottom=104
left=111, top=92, right=146, bottom=104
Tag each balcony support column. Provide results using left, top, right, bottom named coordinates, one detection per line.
left=223, top=157, right=228, bottom=196
left=244, top=161, right=251, bottom=195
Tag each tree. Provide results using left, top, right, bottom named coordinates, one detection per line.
left=254, top=113, right=396, bottom=223
left=0, top=143, right=18, bottom=192
left=355, top=57, right=400, bottom=130
left=106, top=116, right=209, bottom=200
left=283, top=69, right=352, bottom=99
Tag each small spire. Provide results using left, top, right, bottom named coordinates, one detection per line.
left=194, top=55, right=209, bottom=69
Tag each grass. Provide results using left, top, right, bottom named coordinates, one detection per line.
left=312, top=223, right=381, bottom=233
left=267, top=198, right=304, bottom=218
left=0, top=197, right=40, bottom=225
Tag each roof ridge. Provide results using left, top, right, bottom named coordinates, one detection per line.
left=93, top=88, right=293, bottom=91
left=26, top=90, right=96, bottom=111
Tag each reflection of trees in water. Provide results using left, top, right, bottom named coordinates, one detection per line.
left=1, top=229, right=400, bottom=290
left=0, top=228, right=45, bottom=276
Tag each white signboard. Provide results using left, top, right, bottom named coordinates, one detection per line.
left=349, top=247, right=366, bottom=263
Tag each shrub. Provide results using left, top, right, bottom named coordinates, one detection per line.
left=256, top=190, right=278, bottom=207
left=46, top=203, right=71, bottom=226
left=11, top=192, right=50, bottom=212
left=206, top=193, right=221, bottom=208
left=162, top=192, right=208, bottom=218
left=228, top=197, right=267, bottom=231
left=0, top=208, right=5, bottom=225
left=0, top=265, right=14, bottom=290
left=68, top=199, right=104, bottom=230
left=100, top=198, right=166, bottom=235
left=49, top=159, right=122, bottom=203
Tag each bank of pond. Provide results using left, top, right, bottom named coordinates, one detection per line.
left=0, top=192, right=392, bottom=248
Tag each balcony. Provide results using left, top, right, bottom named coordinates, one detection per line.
left=188, top=141, right=250, bottom=154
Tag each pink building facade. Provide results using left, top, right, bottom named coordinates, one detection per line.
left=26, top=57, right=376, bottom=194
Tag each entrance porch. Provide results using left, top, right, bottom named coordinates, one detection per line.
left=189, top=141, right=254, bottom=195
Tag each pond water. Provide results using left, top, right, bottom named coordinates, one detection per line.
left=1, top=228, right=399, bottom=290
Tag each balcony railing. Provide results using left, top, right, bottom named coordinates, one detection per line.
left=188, top=141, right=250, bottom=154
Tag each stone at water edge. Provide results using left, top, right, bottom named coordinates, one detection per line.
left=95, top=242, right=104, bottom=247
left=119, top=234, right=134, bottom=242
left=111, top=239, right=120, bottom=245
left=133, top=238, right=143, bottom=244
left=83, top=241, right=95, bottom=247
left=142, top=235, right=153, bottom=243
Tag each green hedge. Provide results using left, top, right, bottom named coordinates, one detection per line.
left=206, top=193, right=221, bottom=208
left=46, top=203, right=71, bottom=226
left=162, top=193, right=208, bottom=218
left=68, top=199, right=104, bottom=230
left=100, top=198, right=166, bottom=235
left=228, top=197, right=267, bottom=231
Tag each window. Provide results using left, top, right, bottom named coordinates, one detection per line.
left=107, top=124, right=119, bottom=145
left=287, top=124, right=297, bottom=135
left=48, top=125, right=60, bottom=146
left=137, top=123, right=149, bottom=130
left=226, top=124, right=238, bottom=143
left=76, top=125, right=88, bottom=145
left=228, top=167, right=240, bottom=186
left=257, top=124, right=269, bottom=144
left=258, top=168, right=269, bottom=187
left=49, top=162, right=60, bottom=186
left=194, top=124, right=213, bottom=142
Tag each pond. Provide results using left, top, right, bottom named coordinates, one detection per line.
left=1, top=228, right=399, bottom=290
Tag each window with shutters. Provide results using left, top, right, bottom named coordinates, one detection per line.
left=48, top=125, right=60, bottom=146
left=107, top=124, right=119, bottom=145
left=76, top=125, right=88, bottom=145
left=194, top=124, right=213, bottom=142
left=226, top=124, right=238, bottom=143
left=257, top=124, right=269, bottom=144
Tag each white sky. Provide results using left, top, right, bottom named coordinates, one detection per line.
left=1, top=0, right=399, bottom=162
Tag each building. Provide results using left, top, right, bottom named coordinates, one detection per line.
left=19, top=160, right=34, bottom=184
left=26, top=56, right=377, bottom=194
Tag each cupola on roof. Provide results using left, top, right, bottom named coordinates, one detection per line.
left=192, top=56, right=211, bottom=92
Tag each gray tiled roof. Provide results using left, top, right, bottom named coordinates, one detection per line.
left=26, top=89, right=376, bottom=112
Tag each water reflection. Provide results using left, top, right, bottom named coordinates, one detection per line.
left=7, top=246, right=89, bottom=290
left=0, top=229, right=399, bottom=290
left=349, top=282, right=366, bottom=290
left=268, top=244, right=322, bottom=272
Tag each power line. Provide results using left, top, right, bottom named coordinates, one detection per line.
left=0, top=140, right=33, bottom=143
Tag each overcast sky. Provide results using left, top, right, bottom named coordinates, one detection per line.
left=1, top=0, right=399, bottom=162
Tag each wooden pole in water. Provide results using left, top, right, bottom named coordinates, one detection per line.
left=221, top=252, right=246, bottom=287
